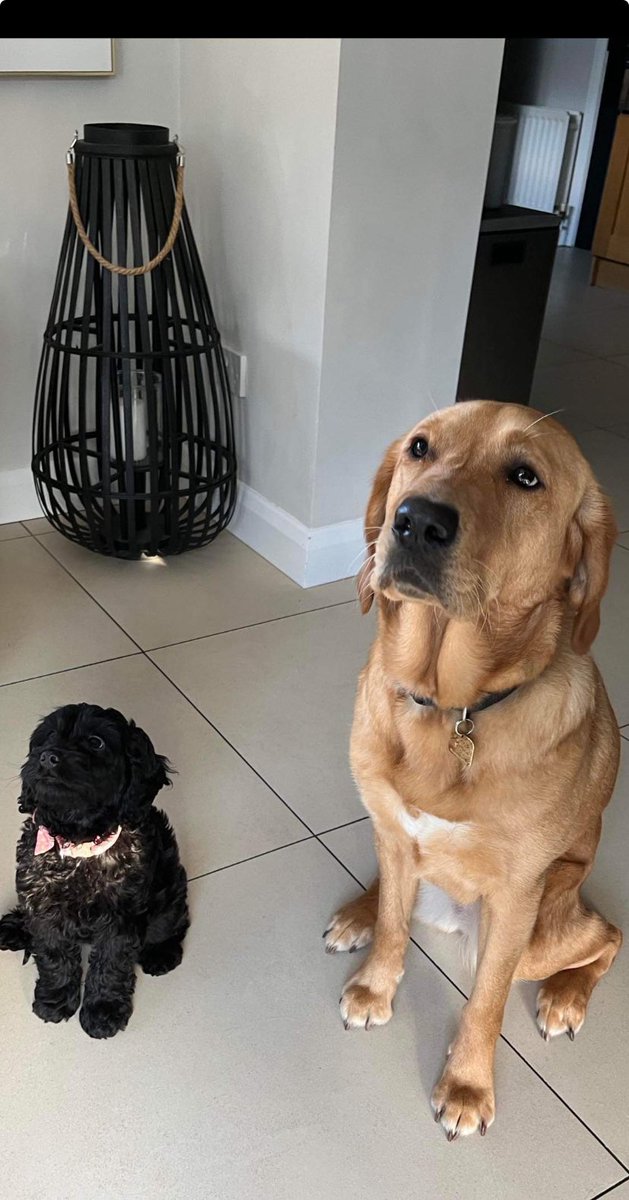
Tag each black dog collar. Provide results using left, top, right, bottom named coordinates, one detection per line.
left=408, top=685, right=518, bottom=717
left=407, top=685, right=519, bottom=771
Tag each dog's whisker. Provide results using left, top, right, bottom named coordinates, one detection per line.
left=523, top=409, right=564, bottom=434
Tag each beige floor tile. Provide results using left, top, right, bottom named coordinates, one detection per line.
left=152, top=603, right=374, bottom=832
left=534, top=339, right=595, bottom=372
left=618, top=534, right=629, bottom=550
left=0, top=538, right=135, bottom=686
left=0, top=656, right=306, bottom=898
left=22, top=516, right=54, bottom=536
left=323, top=742, right=629, bottom=1165
left=531, top=359, right=629, bottom=435
left=577, top=430, right=629, bottom=533
left=0, top=840, right=620, bottom=1199
left=0, top=522, right=29, bottom=541
left=541, top=303, right=629, bottom=359
left=608, top=418, right=629, bottom=442
left=32, top=530, right=356, bottom=649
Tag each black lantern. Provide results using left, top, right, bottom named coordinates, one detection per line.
left=32, top=123, right=237, bottom=558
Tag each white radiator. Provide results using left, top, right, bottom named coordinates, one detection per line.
left=502, top=104, right=582, bottom=244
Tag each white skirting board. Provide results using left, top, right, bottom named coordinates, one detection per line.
left=0, top=468, right=41, bottom=523
left=230, top=483, right=364, bottom=589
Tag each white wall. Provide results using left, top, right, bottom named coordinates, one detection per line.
left=311, top=37, right=505, bottom=528
left=179, top=37, right=341, bottom=527
left=0, top=38, right=180, bottom=519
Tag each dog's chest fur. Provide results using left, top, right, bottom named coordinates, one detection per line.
left=17, top=821, right=146, bottom=937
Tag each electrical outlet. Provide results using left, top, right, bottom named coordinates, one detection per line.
left=223, top=346, right=247, bottom=399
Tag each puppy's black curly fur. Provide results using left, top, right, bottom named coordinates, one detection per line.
left=0, top=704, right=189, bottom=1038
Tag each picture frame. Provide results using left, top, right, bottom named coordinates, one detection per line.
left=0, top=38, right=115, bottom=78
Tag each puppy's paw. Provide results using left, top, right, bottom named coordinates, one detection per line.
left=80, top=997, right=132, bottom=1039
left=339, top=978, right=394, bottom=1030
left=0, top=910, right=29, bottom=953
left=431, top=1070, right=495, bottom=1140
left=536, top=974, right=588, bottom=1042
left=323, top=899, right=375, bottom=955
left=33, top=988, right=80, bottom=1024
left=140, top=937, right=183, bottom=976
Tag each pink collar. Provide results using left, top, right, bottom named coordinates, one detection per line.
left=34, top=823, right=122, bottom=860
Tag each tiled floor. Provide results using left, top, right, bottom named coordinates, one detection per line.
left=0, top=248, right=628, bottom=1198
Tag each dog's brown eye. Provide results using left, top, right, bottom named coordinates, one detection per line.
left=410, top=437, right=429, bottom=460
left=88, top=735, right=105, bottom=751
left=508, top=465, right=542, bottom=490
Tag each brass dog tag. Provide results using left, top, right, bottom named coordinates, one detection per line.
left=448, top=713, right=475, bottom=770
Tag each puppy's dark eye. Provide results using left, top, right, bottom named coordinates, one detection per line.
left=409, top=436, right=429, bottom=460
left=508, top=464, right=542, bottom=490
left=88, top=735, right=105, bottom=751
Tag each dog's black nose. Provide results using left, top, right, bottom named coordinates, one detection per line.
left=39, top=750, right=60, bottom=769
left=393, top=498, right=459, bottom=550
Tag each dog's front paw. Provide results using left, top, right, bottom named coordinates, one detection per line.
left=0, top=910, right=29, bottom=953
left=339, top=973, right=396, bottom=1030
left=431, top=1068, right=495, bottom=1140
left=323, top=896, right=375, bottom=955
left=80, top=997, right=132, bottom=1039
left=140, top=936, right=183, bottom=976
left=33, top=988, right=80, bottom=1024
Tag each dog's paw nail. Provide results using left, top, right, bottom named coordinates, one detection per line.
left=434, top=1106, right=445, bottom=1123
left=480, top=1120, right=487, bottom=1136
left=446, top=1129, right=459, bottom=1142
left=343, top=1019, right=350, bottom=1031
left=322, top=928, right=331, bottom=939
left=348, top=945, right=357, bottom=953
left=567, top=1026, right=575, bottom=1041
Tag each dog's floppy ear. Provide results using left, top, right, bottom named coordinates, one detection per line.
left=568, top=483, right=617, bottom=655
left=357, top=439, right=402, bottom=614
left=120, top=721, right=171, bottom=822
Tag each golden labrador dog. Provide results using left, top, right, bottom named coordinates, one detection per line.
left=324, top=400, right=621, bottom=1140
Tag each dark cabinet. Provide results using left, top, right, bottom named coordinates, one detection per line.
left=457, top=206, right=560, bottom=406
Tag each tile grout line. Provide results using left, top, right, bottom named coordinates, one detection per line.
left=146, top=653, right=317, bottom=841
left=145, top=598, right=358, bottom=652
left=31, top=536, right=146, bottom=652
left=314, top=836, right=629, bottom=1175
left=590, top=1177, right=629, bottom=1200
left=317, top=815, right=369, bottom=836
left=0, top=653, right=141, bottom=691
left=31, top=530, right=358, bottom=651
left=187, top=835, right=315, bottom=882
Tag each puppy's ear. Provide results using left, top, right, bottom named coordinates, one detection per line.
left=121, top=722, right=171, bottom=823
left=568, top=483, right=617, bottom=655
left=358, top=439, right=402, bottom=614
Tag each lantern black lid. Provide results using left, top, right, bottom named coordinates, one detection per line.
left=83, top=123, right=170, bottom=145
left=78, top=123, right=175, bottom=158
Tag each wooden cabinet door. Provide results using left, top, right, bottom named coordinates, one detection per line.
left=593, top=115, right=629, bottom=265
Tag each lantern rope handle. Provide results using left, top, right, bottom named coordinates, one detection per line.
left=66, top=132, right=185, bottom=277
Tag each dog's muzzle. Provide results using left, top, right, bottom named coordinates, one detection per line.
left=385, top=496, right=459, bottom=597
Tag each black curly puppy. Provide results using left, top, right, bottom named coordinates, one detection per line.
left=0, top=704, right=189, bottom=1039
